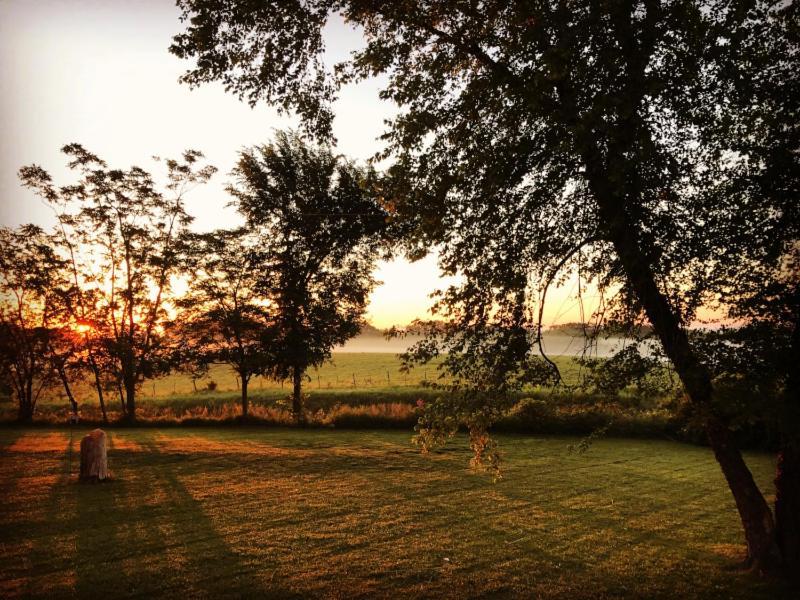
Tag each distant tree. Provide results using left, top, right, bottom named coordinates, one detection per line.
left=171, top=0, right=796, bottom=570
left=358, top=322, right=385, bottom=337
left=19, top=145, right=216, bottom=421
left=0, top=226, right=60, bottom=422
left=170, top=342, right=211, bottom=394
left=228, top=131, right=386, bottom=421
left=176, top=228, right=274, bottom=418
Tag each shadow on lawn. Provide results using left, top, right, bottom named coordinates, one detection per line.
left=24, top=432, right=297, bottom=599
left=14, top=430, right=792, bottom=599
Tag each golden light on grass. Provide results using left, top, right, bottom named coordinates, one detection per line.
left=7, top=432, right=69, bottom=453
left=0, top=428, right=785, bottom=599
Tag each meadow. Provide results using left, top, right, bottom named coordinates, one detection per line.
left=33, top=353, right=588, bottom=410
left=117, top=353, right=586, bottom=400
left=11, top=353, right=682, bottom=440
left=0, top=427, right=791, bottom=599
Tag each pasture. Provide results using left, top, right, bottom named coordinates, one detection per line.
left=0, top=427, right=790, bottom=599
left=34, top=353, right=587, bottom=409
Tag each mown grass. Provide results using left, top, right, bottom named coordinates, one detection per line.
left=0, top=427, right=792, bottom=599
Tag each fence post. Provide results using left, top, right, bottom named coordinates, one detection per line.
left=352, top=373, right=356, bottom=387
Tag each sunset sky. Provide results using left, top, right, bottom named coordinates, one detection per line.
left=0, top=0, right=599, bottom=329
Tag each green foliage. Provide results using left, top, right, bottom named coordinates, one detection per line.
left=690, top=324, right=795, bottom=440
left=0, top=225, right=63, bottom=420
left=228, top=130, right=388, bottom=417
left=578, top=343, right=673, bottom=400
left=18, top=144, right=216, bottom=420
left=169, top=1, right=798, bottom=479
left=174, top=227, right=274, bottom=415
left=172, top=2, right=336, bottom=137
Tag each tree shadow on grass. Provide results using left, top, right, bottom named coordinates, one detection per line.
left=2, top=430, right=81, bottom=598
left=18, top=431, right=297, bottom=599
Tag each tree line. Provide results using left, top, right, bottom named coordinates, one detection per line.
left=0, top=131, right=387, bottom=424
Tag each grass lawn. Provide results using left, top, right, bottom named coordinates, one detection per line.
left=0, top=427, right=791, bottom=599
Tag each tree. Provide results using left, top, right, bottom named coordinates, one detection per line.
left=171, top=1, right=797, bottom=569
left=228, top=131, right=386, bottom=421
left=20, top=145, right=216, bottom=421
left=0, top=226, right=60, bottom=422
left=176, top=228, right=274, bottom=418
left=701, top=3, right=800, bottom=572
left=28, top=172, right=120, bottom=423
left=43, top=325, right=82, bottom=421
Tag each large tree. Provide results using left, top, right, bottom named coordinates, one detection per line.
left=176, top=228, right=274, bottom=418
left=172, top=1, right=797, bottom=570
left=20, top=145, right=216, bottom=421
left=228, top=131, right=386, bottom=421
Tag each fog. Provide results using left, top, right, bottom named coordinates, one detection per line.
left=336, top=333, right=651, bottom=358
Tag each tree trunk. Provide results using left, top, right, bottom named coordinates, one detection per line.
left=704, top=416, right=779, bottom=569
left=292, top=367, right=304, bottom=423
left=79, top=429, right=109, bottom=481
left=116, top=380, right=126, bottom=414
left=17, top=379, right=34, bottom=423
left=240, top=372, right=249, bottom=419
left=17, top=394, right=34, bottom=423
left=597, top=199, right=779, bottom=568
left=775, top=317, right=800, bottom=574
left=88, top=357, right=108, bottom=423
left=124, top=374, right=136, bottom=422
left=56, top=365, right=79, bottom=420
left=775, top=445, right=800, bottom=576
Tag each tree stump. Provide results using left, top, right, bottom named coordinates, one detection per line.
left=79, top=429, right=109, bottom=482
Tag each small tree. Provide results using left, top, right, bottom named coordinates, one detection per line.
left=0, top=226, right=60, bottom=422
left=20, top=144, right=216, bottom=421
left=176, top=228, right=273, bottom=418
left=229, top=131, right=386, bottom=421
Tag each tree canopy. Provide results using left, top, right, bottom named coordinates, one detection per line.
left=171, top=0, right=798, bottom=570
left=19, top=144, right=216, bottom=421
left=175, top=227, right=274, bottom=418
left=0, top=226, right=62, bottom=421
left=229, top=131, right=388, bottom=420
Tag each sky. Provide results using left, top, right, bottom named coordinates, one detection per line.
left=0, top=0, right=599, bottom=329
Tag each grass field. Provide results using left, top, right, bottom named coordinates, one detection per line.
left=36, top=354, right=588, bottom=407
left=0, top=427, right=791, bottom=599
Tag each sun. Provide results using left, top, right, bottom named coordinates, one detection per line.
left=74, top=322, right=93, bottom=334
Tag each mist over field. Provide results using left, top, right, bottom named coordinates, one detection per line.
left=337, top=332, right=633, bottom=358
